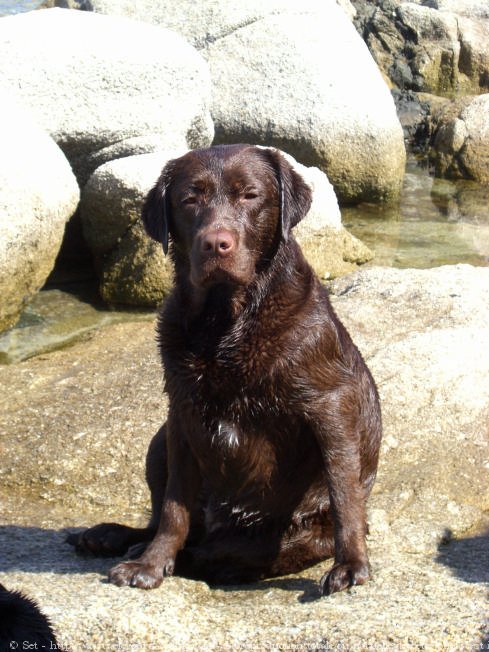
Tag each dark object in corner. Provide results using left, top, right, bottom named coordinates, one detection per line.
left=0, top=583, right=61, bottom=650
left=68, top=144, right=382, bottom=596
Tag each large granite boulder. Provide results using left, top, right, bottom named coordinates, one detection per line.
left=0, top=264, right=487, bottom=648
left=430, top=94, right=489, bottom=183
left=204, top=4, right=405, bottom=204
left=58, top=0, right=357, bottom=49
left=80, top=151, right=184, bottom=307
left=353, top=0, right=489, bottom=95
left=80, top=148, right=372, bottom=306
left=330, top=265, right=489, bottom=551
left=0, top=8, right=213, bottom=186
left=0, top=97, right=79, bottom=333
left=70, top=0, right=406, bottom=204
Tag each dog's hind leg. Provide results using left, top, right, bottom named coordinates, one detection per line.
left=66, top=522, right=155, bottom=557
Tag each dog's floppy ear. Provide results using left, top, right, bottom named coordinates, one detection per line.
left=142, top=161, right=175, bottom=255
left=265, top=148, right=313, bottom=241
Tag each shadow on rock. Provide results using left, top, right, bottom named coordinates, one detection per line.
left=0, top=524, right=324, bottom=603
left=436, top=527, right=489, bottom=649
left=436, top=527, right=489, bottom=585
left=215, top=575, right=325, bottom=604
left=0, top=525, right=111, bottom=576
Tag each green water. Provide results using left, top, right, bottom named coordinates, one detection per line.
left=344, top=159, right=489, bottom=269
left=1, top=159, right=487, bottom=364
left=0, top=281, right=154, bottom=364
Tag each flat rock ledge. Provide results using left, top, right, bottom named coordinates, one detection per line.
left=0, top=265, right=488, bottom=650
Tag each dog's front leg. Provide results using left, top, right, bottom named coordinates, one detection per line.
left=109, top=412, right=201, bottom=589
left=311, top=402, right=371, bottom=596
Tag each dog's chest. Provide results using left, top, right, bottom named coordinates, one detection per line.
left=184, top=346, right=276, bottom=412
left=171, top=339, right=319, bottom=500
left=191, top=415, right=280, bottom=496
left=211, top=420, right=241, bottom=450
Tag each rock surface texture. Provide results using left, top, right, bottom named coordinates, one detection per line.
left=430, top=93, right=489, bottom=183
left=0, top=265, right=487, bottom=649
left=80, top=151, right=183, bottom=307
left=203, top=4, right=405, bottom=204
left=0, top=96, right=79, bottom=332
left=0, top=8, right=214, bottom=186
left=76, top=0, right=406, bottom=204
left=353, top=0, right=489, bottom=96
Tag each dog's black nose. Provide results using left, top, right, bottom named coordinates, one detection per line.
left=200, top=229, right=236, bottom=257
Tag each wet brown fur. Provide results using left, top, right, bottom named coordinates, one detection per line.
left=68, top=144, right=382, bottom=595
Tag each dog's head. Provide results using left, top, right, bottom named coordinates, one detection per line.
left=142, top=144, right=312, bottom=289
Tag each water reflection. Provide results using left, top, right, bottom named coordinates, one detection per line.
left=343, top=160, right=489, bottom=269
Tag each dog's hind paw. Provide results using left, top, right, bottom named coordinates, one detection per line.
left=66, top=523, right=135, bottom=557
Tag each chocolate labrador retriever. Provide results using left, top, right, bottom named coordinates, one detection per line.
left=69, top=144, right=382, bottom=595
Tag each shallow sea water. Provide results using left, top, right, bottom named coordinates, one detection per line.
left=344, top=158, right=489, bottom=269
left=0, top=0, right=44, bottom=15
left=0, top=281, right=154, bottom=364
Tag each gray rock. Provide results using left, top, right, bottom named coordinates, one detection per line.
left=82, top=0, right=359, bottom=29
left=82, top=0, right=338, bottom=50
left=46, top=0, right=92, bottom=8
left=81, top=152, right=183, bottom=260
left=80, top=148, right=372, bottom=306
left=80, top=0, right=406, bottom=204
left=286, top=154, right=374, bottom=280
left=457, top=16, right=489, bottom=93
left=80, top=150, right=185, bottom=307
left=0, top=8, right=213, bottom=185
left=330, top=265, right=489, bottom=550
left=391, top=89, right=432, bottom=150
left=336, top=0, right=357, bottom=20
left=0, top=96, right=79, bottom=333
left=431, top=94, right=489, bottom=183
left=353, top=0, right=489, bottom=95
left=0, top=264, right=488, bottom=648
left=397, top=3, right=460, bottom=91
left=204, top=4, right=405, bottom=204
left=431, top=0, right=489, bottom=19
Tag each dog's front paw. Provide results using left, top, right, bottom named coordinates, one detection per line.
left=108, top=559, right=172, bottom=589
left=319, top=560, right=370, bottom=596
